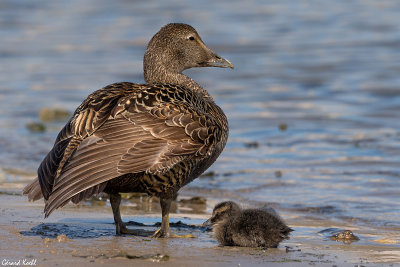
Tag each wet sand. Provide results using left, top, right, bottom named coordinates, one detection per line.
left=1, top=183, right=398, bottom=267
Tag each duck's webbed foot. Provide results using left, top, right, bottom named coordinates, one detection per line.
left=152, top=229, right=195, bottom=238
left=151, top=198, right=195, bottom=238
left=110, top=193, right=146, bottom=235
left=115, top=222, right=142, bottom=235
left=151, top=226, right=170, bottom=238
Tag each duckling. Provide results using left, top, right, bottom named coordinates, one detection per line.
left=23, top=23, right=233, bottom=238
left=203, top=201, right=293, bottom=247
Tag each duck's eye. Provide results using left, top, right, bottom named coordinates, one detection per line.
left=188, top=36, right=195, bottom=41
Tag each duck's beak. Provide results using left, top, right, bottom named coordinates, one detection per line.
left=203, top=53, right=234, bottom=69
left=202, top=218, right=212, bottom=227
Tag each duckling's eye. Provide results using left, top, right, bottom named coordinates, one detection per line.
left=188, top=36, right=195, bottom=41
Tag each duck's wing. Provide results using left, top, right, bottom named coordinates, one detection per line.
left=28, top=84, right=134, bottom=201
left=44, top=92, right=220, bottom=217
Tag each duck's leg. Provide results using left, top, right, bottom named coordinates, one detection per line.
left=110, top=193, right=140, bottom=235
left=152, top=198, right=195, bottom=238
left=152, top=198, right=172, bottom=238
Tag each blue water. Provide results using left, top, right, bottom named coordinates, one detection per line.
left=1, top=0, right=400, bottom=258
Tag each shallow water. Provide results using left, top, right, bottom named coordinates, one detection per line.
left=1, top=0, right=400, bottom=263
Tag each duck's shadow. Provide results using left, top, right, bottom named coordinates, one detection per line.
left=20, top=220, right=207, bottom=239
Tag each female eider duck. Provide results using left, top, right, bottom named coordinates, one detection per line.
left=23, top=23, right=233, bottom=238
left=203, top=201, right=293, bottom=247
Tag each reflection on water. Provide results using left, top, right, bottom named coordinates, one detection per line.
left=1, top=0, right=400, bottom=261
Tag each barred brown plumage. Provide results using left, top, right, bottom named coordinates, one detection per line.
left=23, top=23, right=233, bottom=238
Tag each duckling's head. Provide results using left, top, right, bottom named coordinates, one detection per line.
left=202, top=201, right=241, bottom=227
left=144, top=23, right=233, bottom=84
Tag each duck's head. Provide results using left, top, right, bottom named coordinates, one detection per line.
left=202, top=201, right=241, bottom=227
left=144, top=23, right=233, bottom=84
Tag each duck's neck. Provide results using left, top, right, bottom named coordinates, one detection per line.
left=144, top=69, right=212, bottom=99
left=174, top=73, right=213, bottom=99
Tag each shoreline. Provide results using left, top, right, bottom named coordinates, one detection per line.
left=1, top=188, right=399, bottom=266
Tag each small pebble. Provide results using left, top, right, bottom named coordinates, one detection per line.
left=39, top=108, right=70, bottom=122
left=26, top=122, right=46, bottom=133
left=330, top=230, right=359, bottom=243
left=279, top=123, right=288, bottom=131
left=56, top=234, right=70, bottom=243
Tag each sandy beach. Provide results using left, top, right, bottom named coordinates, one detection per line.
left=1, top=182, right=398, bottom=267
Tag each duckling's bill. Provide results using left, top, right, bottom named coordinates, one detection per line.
left=202, top=218, right=212, bottom=227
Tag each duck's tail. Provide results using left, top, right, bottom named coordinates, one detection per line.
left=22, top=178, right=43, bottom=202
